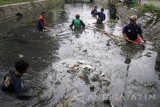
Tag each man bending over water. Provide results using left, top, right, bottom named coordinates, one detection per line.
left=1, top=60, right=33, bottom=100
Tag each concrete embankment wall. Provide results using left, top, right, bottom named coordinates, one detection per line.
left=0, top=0, right=64, bottom=22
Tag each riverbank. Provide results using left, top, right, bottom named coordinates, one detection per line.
left=0, top=0, right=34, bottom=5
left=0, top=0, right=64, bottom=22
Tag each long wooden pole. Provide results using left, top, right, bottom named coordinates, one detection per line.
left=85, top=25, right=141, bottom=44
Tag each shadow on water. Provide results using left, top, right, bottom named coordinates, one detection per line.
left=0, top=3, right=160, bottom=107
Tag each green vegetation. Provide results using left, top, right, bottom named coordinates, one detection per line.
left=135, top=3, right=160, bottom=27
left=135, top=3, right=160, bottom=19
left=135, top=3, right=160, bottom=13
left=0, top=0, right=34, bottom=5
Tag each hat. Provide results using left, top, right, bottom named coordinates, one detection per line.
left=129, top=15, right=137, bottom=21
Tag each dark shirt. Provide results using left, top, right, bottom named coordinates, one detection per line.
left=123, top=23, right=142, bottom=41
left=70, top=19, right=85, bottom=28
left=37, top=19, right=44, bottom=31
left=37, top=20, right=44, bottom=31
left=37, top=16, right=46, bottom=31
left=109, top=7, right=117, bottom=14
left=1, top=68, right=32, bottom=100
left=95, top=12, right=106, bottom=21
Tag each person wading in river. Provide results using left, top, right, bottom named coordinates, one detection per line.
left=37, top=12, right=50, bottom=32
left=91, top=5, right=97, bottom=16
left=109, top=4, right=119, bottom=20
left=123, top=15, right=145, bottom=44
left=1, top=60, right=33, bottom=100
left=70, top=14, right=85, bottom=29
left=95, top=8, right=106, bottom=24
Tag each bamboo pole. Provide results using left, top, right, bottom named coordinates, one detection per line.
left=85, top=25, right=142, bottom=45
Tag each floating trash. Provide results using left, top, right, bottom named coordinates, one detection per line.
left=55, top=81, right=61, bottom=85
left=124, top=58, right=131, bottom=64
left=92, top=74, right=100, bottom=82
left=101, top=73, right=105, bottom=77
left=83, top=49, right=87, bottom=53
left=81, top=64, right=94, bottom=70
left=90, top=85, right=95, bottom=92
left=67, top=64, right=79, bottom=72
left=18, top=54, right=23, bottom=58
left=78, top=60, right=85, bottom=64
left=103, top=99, right=111, bottom=105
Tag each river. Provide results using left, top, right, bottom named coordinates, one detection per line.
left=0, top=3, right=160, bottom=107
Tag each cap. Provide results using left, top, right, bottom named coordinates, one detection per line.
left=129, top=15, right=137, bottom=21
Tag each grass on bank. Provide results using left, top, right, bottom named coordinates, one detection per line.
left=135, top=3, right=160, bottom=19
left=135, top=3, right=160, bottom=13
left=135, top=3, right=160, bottom=21
left=135, top=3, right=160, bottom=27
left=0, top=0, right=34, bottom=5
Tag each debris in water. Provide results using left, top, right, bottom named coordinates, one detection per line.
left=18, top=54, right=23, bottom=58
left=144, top=52, right=151, bottom=57
left=92, top=74, right=100, bottom=82
left=67, top=64, right=79, bottom=72
left=79, top=75, right=85, bottom=80
left=79, top=74, right=90, bottom=84
left=143, top=81, right=156, bottom=87
left=103, top=99, right=111, bottom=105
left=81, top=64, right=94, bottom=70
left=78, top=60, right=85, bottom=64
left=90, top=85, right=95, bottom=92
left=101, top=73, right=105, bottom=77
left=55, top=81, right=61, bottom=85
left=124, top=58, right=131, bottom=64
left=31, top=57, right=36, bottom=59
left=132, top=80, right=140, bottom=86
left=83, top=49, right=87, bottom=53
left=103, top=80, right=111, bottom=86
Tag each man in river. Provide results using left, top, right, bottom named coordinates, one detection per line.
left=95, top=8, right=106, bottom=23
left=70, top=14, right=85, bottom=29
left=122, top=15, right=145, bottom=44
left=109, top=4, right=119, bottom=20
left=37, top=12, right=50, bottom=32
left=1, top=60, right=33, bottom=100
left=91, top=5, right=97, bottom=16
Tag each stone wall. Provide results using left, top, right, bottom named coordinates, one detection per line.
left=0, top=0, right=64, bottom=22
left=94, top=0, right=108, bottom=8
